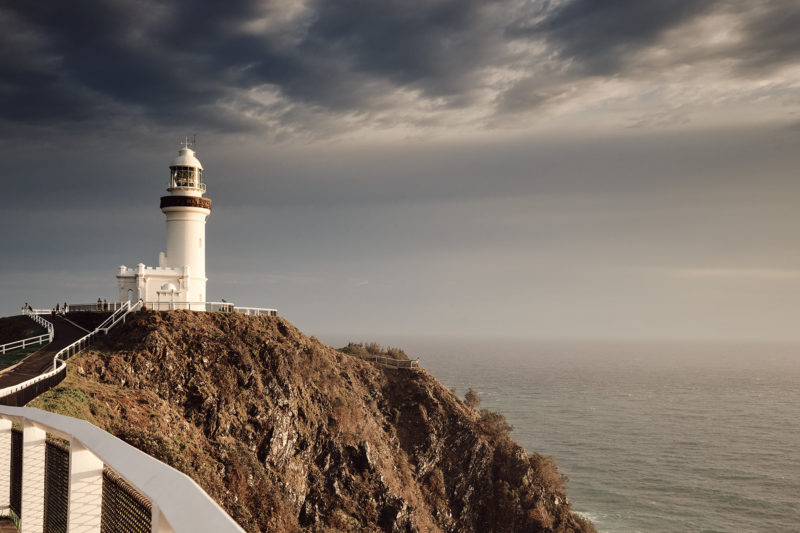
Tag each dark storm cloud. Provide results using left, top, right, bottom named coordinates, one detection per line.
left=0, top=0, right=798, bottom=133
left=0, top=0, right=502, bottom=130
left=730, top=2, right=800, bottom=75
left=515, top=0, right=721, bottom=75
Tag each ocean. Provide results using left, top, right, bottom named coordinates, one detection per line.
left=322, top=336, right=800, bottom=532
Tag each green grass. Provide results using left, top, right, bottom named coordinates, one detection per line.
left=30, top=383, right=105, bottom=423
left=0, top=344, right=43, bottom=370
left=0, top=315, right=47, bottom=344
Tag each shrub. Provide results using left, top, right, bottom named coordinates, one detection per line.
left=338, top=342, right=411, bottom=361
left=478, top=408, right=513, bottom=437
left=385, top=346, right=409, bottom=360
left=364, top=342, right=382, bottom=355
left=339, top=343, right=368, bottom=357
left=528, top=452, right=567, bottom=494
left=464, top=388, right=481, bottom=409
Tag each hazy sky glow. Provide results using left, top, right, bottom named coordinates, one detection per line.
left=1, top=1, right=799, bottom=341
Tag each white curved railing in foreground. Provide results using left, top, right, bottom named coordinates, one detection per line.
left=0, top=406, right=244, bottom=532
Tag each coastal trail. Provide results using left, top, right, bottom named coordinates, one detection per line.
left=0, top=315, right=86, bottom=390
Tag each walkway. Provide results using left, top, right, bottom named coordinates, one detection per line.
left=0, top=315, right=85, bottom=389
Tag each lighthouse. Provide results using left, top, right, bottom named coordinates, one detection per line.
left=116, top=141, right=213, bottom=309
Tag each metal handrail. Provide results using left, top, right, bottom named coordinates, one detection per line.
left=232, top=306, right=278, bottom=316
left=0, top=301, right=144, bottom=400
left=143, top=301, right=278, bottom=316
left=0, top=406, right=244, bottom=532
left=99, top=299, right=142, bottom=333
left=65, top=301, right=127, bottom=312
left=0, top=334, right=50, bottom=355
left=96, top=300, right=131, bottom=331
left=351, top=353, right=421, bottom=369
left=22, top=308, right=55, bottom=342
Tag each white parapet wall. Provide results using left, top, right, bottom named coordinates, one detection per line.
left=0, top=406, right=244, bottom=533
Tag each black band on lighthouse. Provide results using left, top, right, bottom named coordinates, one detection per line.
left=160, top=196, right=212, bottom=211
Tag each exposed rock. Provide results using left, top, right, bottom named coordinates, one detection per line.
left=32, top=310, right=595, bottom=533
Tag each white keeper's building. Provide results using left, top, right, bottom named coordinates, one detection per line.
left=117, top=143, right=212, bottom=308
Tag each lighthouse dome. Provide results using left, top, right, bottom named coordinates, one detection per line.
left=171, top=147, right=203, bottom=170
left=168, top=143, right=206, bottom=192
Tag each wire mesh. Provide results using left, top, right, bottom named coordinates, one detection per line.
left=101, top=468, right=151, bottom=533
left=44, top=439, right=69, bottom=533
left=10, top=428, right=22, bottom=520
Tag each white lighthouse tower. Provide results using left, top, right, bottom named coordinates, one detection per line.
left=116, top=141, right=212, bottom=308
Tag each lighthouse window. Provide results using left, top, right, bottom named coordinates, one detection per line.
left=171, top=166, right=202, bottom=188
left=199, top=238, right=203, bottom=248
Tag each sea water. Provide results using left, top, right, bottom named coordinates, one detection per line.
left=322, top=336, right=800, bottom=532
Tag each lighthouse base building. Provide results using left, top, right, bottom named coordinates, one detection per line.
left=117, top=143, right=212, bottom=310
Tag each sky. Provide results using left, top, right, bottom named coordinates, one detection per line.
left=1, top=0, right=799, bottom=342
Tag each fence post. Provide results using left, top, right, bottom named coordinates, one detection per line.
left=67, top=439, right=103, bottom=533
left=0, top=418, right=11, bottom=517
left=21, top=421, right=46, bottom=533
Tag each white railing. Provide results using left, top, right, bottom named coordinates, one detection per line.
left=51, top=300, right=143, bottom=371
left=207, top=301, right=235, bottom=312
left=96, top=299, right=142, bottom=334
left=0, top=334, right=50, bottom=355
left=0, top=406, right=244, bottom=532
left=231, top=306, right=278, bottom=316
left=351, top=353, right=421, bottom=369
left=145, top=301, right=213, bottom=311
left=66, top=301, right=127, bottom=312
left=144, top=301, right=278, bottom=316
left=0, top=301, right=143, bottom=402
left=21, top=309, right=55, bottom=342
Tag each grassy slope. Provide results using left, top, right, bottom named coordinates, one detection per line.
left=0, top=315, right=46, bottom=345
left=0, top=315, right=49, bottom=369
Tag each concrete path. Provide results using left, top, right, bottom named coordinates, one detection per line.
left=0, top=315, right=86, bottom=389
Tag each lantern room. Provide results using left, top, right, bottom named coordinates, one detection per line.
left=168, top=143, right=206, bottom=193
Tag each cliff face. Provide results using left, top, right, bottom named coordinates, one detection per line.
left=32, top=311, right=594, bottom=533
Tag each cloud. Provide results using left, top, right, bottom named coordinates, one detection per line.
left=0, top=0, right=799, bottom=138
left=511, top=0, right=721, bottom=75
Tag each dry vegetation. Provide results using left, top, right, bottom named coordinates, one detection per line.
left=338, top=342, right=410, bottom=361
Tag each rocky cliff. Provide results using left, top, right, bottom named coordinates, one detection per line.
left=32, top=311, right=595, bottom=533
